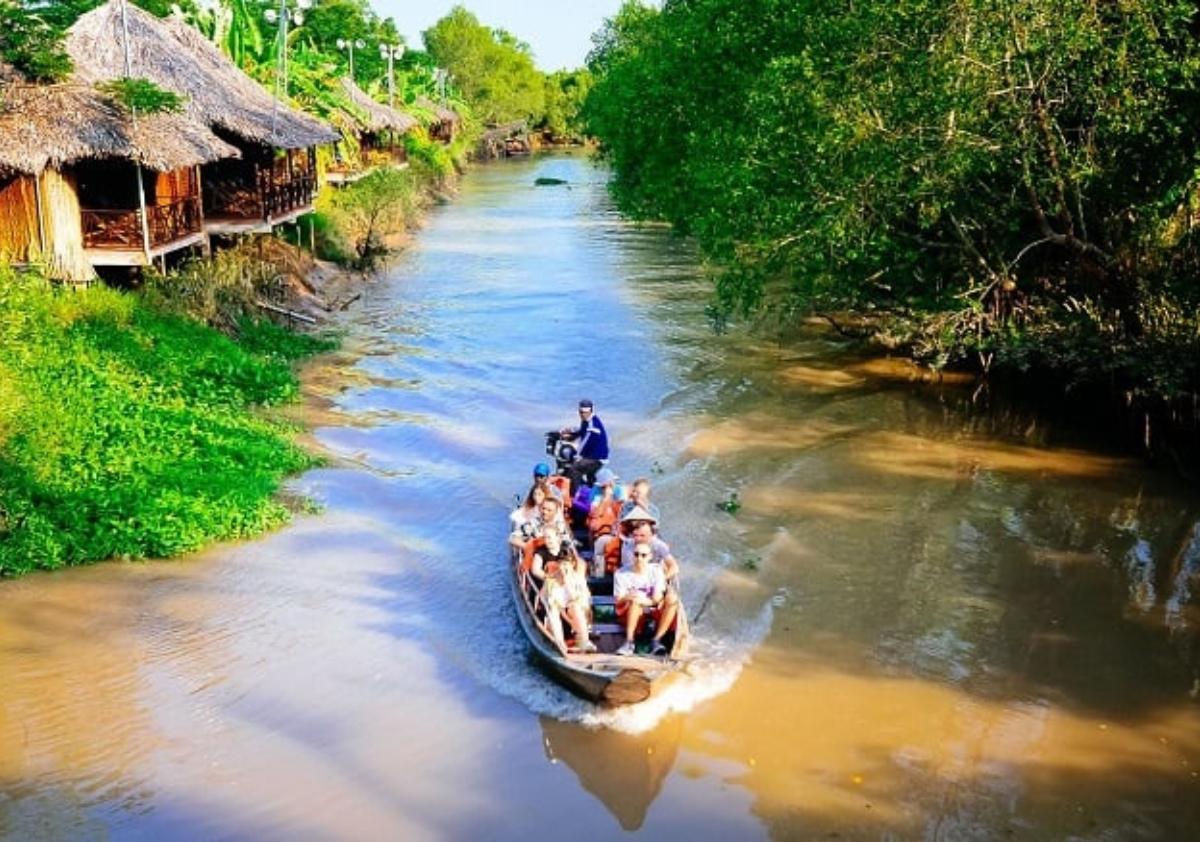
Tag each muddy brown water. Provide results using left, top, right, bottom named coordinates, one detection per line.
left=3, top=155, right=1199, bottom=840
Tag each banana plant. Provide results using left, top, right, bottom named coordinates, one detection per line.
left=197, top=0, right=266, bottom=69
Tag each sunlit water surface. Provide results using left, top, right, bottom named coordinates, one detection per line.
left=2, top=155, right=1199, bottom=839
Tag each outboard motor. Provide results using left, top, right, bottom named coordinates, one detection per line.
left=544, top=431, right=577, bottom=474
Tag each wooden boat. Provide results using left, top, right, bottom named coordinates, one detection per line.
left=509, top=545, right=690, bottom=705
left=508, top=458, right=691, bottom=705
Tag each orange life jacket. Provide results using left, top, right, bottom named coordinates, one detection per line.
left=603, top=536, right=622, bottom=574
left=545, top=475, right=570, bottom=504
left=587, top=497, right=621, bottom=540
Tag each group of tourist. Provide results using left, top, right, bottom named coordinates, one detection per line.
left=508, top=400, right=682, bottom=659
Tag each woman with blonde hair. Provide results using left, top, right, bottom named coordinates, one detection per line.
left=541, top=547, right=596, bottom=656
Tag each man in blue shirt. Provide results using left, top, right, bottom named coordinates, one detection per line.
left=560, top=398, right=608, bottom=491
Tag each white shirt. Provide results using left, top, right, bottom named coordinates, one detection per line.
left=615, top=564, right=666, bottom=604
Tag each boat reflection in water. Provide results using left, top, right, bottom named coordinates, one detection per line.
left=538, top=714, right=682, bottom=831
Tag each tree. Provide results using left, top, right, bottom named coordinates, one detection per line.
left=584, top=0, right=1200, bottom=392
left=423, top=5, right=544, bottom=124
left=539, top=69, right=592, bottom=140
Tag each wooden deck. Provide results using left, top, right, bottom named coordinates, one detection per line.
left=85, top=230, right=208, bottom=267
left=203, top=202, right=314, bottom=235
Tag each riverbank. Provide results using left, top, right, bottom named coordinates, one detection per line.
left=0, top=137, right=478, bottom=578
left=581, top=1, right=1200, bottom=475
left=0, top=266, right=335, bottom=576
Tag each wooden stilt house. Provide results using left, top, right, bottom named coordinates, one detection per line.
left=0, top=65, right=238, bottom=281
left=327, top=77, right=419, bottom=186
left=67, top=2, right=338, bottom=237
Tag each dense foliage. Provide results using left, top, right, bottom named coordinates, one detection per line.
left=423, top=5, right=544, bottom=125
left=540, top=69, right=592, bottom=141
left=584, top=0, right=1200, bottom=396
left=0, top=1, right=74, bottom=81
left=0, top=267, right=331, bottom=576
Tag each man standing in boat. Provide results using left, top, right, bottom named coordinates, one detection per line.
left=560, top=398, right=608, bottom=491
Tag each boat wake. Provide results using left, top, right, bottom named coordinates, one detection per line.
left=443, top=566, right=777, bottom=734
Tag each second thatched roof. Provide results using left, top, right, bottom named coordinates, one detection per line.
left=67, top=1, right=338, bottom=150
left=0, top=74, right=240, bottom=175
left=416, top=97, right=462, bottom=126
left=339, top=78, right=419, bottom=134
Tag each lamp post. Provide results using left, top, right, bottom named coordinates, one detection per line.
left=117, top=0, right=151, bottom=263
left=379, top=43, right=404, bottom=110
left=337, top=38, right=366, bottom=82
left=264, top=0, right=310, bottom=141
left=434, top=67, right=449, bottom=104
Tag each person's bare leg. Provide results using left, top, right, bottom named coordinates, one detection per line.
left=592, top=536, right=612, bottom=576
left=566, top=603, right=588, bottom=645
left=653, top=591, right=679, bottom=643
left=546, top=610, right=568, bottom=656
left=623, top=602, right=643, bottom=643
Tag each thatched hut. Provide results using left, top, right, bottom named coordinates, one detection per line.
left=67, top=1, right=338, bottom=235
left=416, top=97, right=462, bottom=144
left=0, top=67, right=238, bottom=281
left=327, top=77, right=419, bottom=185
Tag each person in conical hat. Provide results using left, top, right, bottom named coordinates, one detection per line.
left=615, top=505, right=679, bottom=580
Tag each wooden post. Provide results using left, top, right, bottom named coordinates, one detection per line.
left=135, top=164, right=152, bottom=263
left=32, top=171, right=46, bottom=257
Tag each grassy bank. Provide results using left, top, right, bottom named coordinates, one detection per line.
left=0, top=266, right=333, bottom=577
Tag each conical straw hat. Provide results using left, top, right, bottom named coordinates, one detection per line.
left=619, top=504, right=657, bottom=524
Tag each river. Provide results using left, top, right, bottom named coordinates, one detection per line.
left=2, top=154, right=1199, bottom=840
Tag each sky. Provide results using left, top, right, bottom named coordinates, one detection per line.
left=373, top=1, right=629, bottom=72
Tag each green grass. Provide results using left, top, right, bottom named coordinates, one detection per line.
left=0, top=267, right=333, bottom=576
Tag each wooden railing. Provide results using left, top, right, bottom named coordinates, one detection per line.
left=81, top=196, right=203, bottom=250
left=206, top=169, right=316, bottom=222
left=262, top=172, right=316, bottom=218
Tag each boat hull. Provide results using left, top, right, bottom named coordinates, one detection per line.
left=508, top=552, right=684, bottom=706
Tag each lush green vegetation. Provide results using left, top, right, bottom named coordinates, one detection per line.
left=421, top=6, right=593, bottom=140
left=584, top=0, right=1200, bottom=400
left=0, top=266, right=332, bottom=576
left=540, top=69, right=593, bottom=142
left=423, top=5, right=543, bottom=125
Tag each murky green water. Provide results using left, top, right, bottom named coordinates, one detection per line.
left=2, top=154, right=1198, bottom=839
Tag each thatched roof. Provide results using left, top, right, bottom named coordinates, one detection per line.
left=0, top=75, right=240, bottom=175
left=67, top=1, right=337, bottom=150
left=339, top=78, right=418, bottom=134
left=416, top=97, right=461, bottom=125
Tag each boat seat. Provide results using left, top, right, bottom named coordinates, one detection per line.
left=590, top=623, right=623, bottom=636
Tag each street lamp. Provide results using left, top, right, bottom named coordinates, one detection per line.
left=263, top=0, right=310, bottom=101
left=378, top=43, right=404, bottom=109
left=337, top=38, right=366, bottom=82
left=434, top=67, right=449, bottom=104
